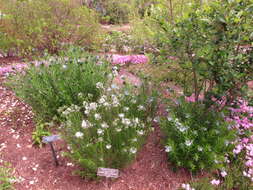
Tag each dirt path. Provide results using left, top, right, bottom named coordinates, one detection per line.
left=101, top=24, right=131, bottom=33
left=0, top=61, right=190, bottom=190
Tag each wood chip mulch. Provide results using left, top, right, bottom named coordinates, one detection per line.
left=0, top=59, right=190, bottom=190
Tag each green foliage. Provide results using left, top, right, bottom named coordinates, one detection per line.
left=102, top=0, right=130, bottom=24
left=157, top=0, right=253, bottom=107
left=185, top=153, right=253, bottom=190
left=59, top=81, right=157, bottom=179
left=219, top=153, right=253, bottom=190
left=32, top=123, right=51, bottom=148
left=0, top=0, right=102, bottom=56
left=86, top=0, right=131, bottom=24
left=8, top=48, right=110, bottom=121
left=188, top=178, right=215, bottom=190
left=102, top=31, right=144, bottom=54
left=131, top=0, right=208, bottom=52
left=160, top=98, right=236, bottom=173
left=0, top=161, right=15, bottom=190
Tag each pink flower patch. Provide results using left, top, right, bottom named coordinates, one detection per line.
left=185, top=94, right=204, bottom=102
left=0, top=63, right=27, bottom=76
left=112, top=54, right=148, bottom=65
left=210, top=179, right=220, bottom=186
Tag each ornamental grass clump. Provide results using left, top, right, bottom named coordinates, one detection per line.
left=8, top=48, right=109, bottom=121
left=59, top=82, right=157, bottom=179
left=160, top=97, right=236, bottom=173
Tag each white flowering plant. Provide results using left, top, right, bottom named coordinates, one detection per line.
left=160, top=97, right=236, bottom=173
left=59, top=82, right=157, bottom=178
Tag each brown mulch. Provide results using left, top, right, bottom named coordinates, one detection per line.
left=0, top=60, right=190, bottom=190
left=0, top=57, right=23, bottom=66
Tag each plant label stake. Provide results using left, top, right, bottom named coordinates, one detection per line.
left=97, top=167, right=119, bottom=188
left=42, top=135, right=60, bottom=166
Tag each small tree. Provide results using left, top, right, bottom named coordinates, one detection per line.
left=159, top=0, right=253, bottom=108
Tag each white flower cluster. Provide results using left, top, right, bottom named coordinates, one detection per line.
left=83, top=101, right=98, bottom=114
left=58, top=104, right=80, bottom=116
left=181, top=183, right=195, bottom=190
left=61, top=84, right=150, bottom=159
left=167, top=116, right=194, bottom=147
left=173, top=118, right=189, bottom=133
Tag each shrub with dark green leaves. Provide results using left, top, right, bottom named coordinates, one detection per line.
left=156, top=0, right=253, bottom=108
left=8, top=48, right=110, bottom=121
left=160, top=97, right=236, bottom=173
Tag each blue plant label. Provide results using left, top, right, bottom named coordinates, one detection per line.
left=42, top=135, right=60, bottom=143
left=97, top=167, right=119, bottom=178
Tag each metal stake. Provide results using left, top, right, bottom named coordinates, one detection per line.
left=49, top=142, right=59, bottom=166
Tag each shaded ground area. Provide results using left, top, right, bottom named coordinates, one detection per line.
left=0, top=61, right=190, bottom=190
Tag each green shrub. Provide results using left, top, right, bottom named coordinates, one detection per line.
left=130, top=0, right=204, bottom=52
left=155, top=0, right=253, bottom=107
left=100, top=0, right=131, bottom=24
left=103, top=0, right=130, bottom=24
left=0, top=0, right=102, bottom=56
left=8, top=48, right=110, bottom=121
left=59, top=82, right=157, bottom=179
left=85, top=0, right=131, bottom=24
left=160, top=98, right=236, bottom=173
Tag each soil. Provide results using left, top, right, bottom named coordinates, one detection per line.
left=101, top=24, right=131, bottom=33
left=0, top=58, right=190, bottom=190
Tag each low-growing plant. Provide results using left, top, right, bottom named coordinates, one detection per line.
left=8, top=48, right=110, bottom=121
left=102, top=31, right=144, bottom=54
left=32, top=123, right=51, bottom=148
left=181, top=154, right=253, bottom=190
left=0, top=161, right=15, bottom=190
left=59, top=81, right=157, bottom=179
left=219, top=153, right=253, bottom=190
left=160, top=97, right=236, bottom=173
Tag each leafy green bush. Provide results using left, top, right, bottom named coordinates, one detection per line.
left=131, top=0, right=204, bottom=53
left=102, top=0, right=130, bottom=24
left=0, top=0, right=102, bottom=56
left=8, top=48, right=110, bottom=121
left=160, top=98, right=236, bottom=173
left=155, top=0, right=253, bottom=107
left=88, top=0, right=131, bottom=24
left=59, top=82, right=157, bottom=178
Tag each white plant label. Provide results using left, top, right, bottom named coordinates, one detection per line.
left=97, top=167, right=119, bottom=178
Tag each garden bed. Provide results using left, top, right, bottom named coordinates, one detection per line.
left=0, top=60, right=190, bottom=190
